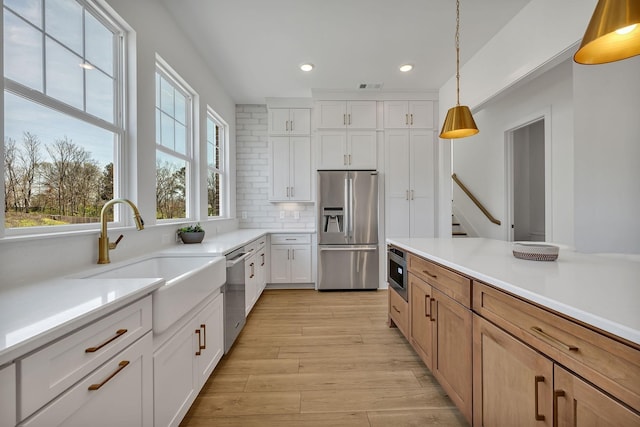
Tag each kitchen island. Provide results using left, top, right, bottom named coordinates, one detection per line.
left=386, top=237, right=640, bottom=426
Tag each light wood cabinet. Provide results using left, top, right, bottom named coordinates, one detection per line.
left=385, top=129, right=435, bottom=237
left=388, top=286, right=409, bottom=339
left=269, top=136, right=311, bottom=201
left=473, top=314, right=553, bottom=426
left=153, top=292, right=223, bottom=427
left=316, top=130, right=376, bottom=170
left=0, top=364, right=16, bottom=427
left=409, top=273, right=433, bottom=369
left=315, top=100, right=376, bottom=129
left=268, top=108, right=310, bottom=136
left=383, top=100, right=434, bottom=129
left=270, top=234, right=312, bottom=284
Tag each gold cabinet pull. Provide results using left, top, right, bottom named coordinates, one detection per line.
left=422, top=269, right=437, bottom=280
left=534, top=376, right=545, bottom=421
left=195, top=329, right=202, bottom=356
left=554, top=390, right=565, bottom=426
left=405, top=113, right=408, bottom=125
left=430, top=298, right=436, bottom=322
left=261, top=253, right=265, bottom=266
left=530, top=326, right=579, bottom=351
left=410, top=113, right=414, bottom=125
left=424, top=295, right=431, bottom=318
left=88, top=360, right=129, bottom=391
left=250, top=262, right=255, bottom=278
left=392, top=305, right=401, bottom=314
left=85, top=328, right=127, bottom=353
left=200, top=324, right=206, bottom=350
left=343, top=114, right=346, bottom=125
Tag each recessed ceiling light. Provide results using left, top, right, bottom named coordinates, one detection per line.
left=300, top=63, right=314, bottom=72
left=399, top=64, right=413, bottom=72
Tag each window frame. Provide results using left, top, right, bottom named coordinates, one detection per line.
left=2, top=0, right=127, bottom=237
left=154, top=60, right=195, bottom=223
left=206, top=107, right=227, bottom=219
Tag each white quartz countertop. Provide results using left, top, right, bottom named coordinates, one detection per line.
left=387, top=237, right=640, bottom=345
left=0, top=277, right=164, bottom=366
left=164, top=228, right=315, bottom=256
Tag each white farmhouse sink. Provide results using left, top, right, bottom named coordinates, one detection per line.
left=84, top=255, right=226, bottom=334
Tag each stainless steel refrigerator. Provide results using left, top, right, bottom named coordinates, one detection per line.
left=317, top=170, right=379, bottom=290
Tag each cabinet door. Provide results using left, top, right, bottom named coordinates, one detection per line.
left=409, top=130, right=435, bottom=237
left=383, top=100, right=409, bottom=128
left=290, top=137, right=311, bottom=201
left=409, top=273, right=433, bottom=370
left=195, top=294, right=224, bottom=383
left=290, top=245, right=311, bottom=283
left=270, top=246, right=291, bottom=283
left=385, top=130, right=410, bottom=237
left=289, top=109, right=310, bottom=135
left=316, top=101, right=347, bottom=128
left=432, top=287, right=472, bottom=423
left=347, top=101, right=377, bottom=129
left=245, top=255, right=257, bottom=314
left=554, top=365, right=640, bottom=427
left=473, top=315, right=553, bottom=427
left=153, top=321, right=199, bottom=427
left=408, top=100, right=434, bottom=129
left=21, top=333, right=153, bottom=427
left=347, top=130, right=377, bottom=169
left=268, top=109, right=291, bottom=135
left=269, top=137, right=291, bottom=201
left=317, top=131, right=347, bottom=169
left=0, top=364, right=15, bottom=427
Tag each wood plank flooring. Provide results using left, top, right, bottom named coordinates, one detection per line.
left=180, top=289, right=468, bottom=426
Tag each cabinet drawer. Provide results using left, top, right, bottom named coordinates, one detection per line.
left=19, top=296, right=152, bottom=420
left=408, top=254, right=471, bottom=308
left=271, top=234, right=311, bottom=245
left=473, top=282, right=640, bottom=410
left=244, top=240, right=258, bottom=255
left=388, top=288, right=409, bottom=338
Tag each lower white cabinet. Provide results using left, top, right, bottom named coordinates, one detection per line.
left=20, top=332, right=153, bottom=427
left=245, top=237, right=268, bottom=315
left=153, top=292, right=224, bottom=427
left=270, top=234, right=312, bottom=283
left=0, top=364, right=16, bottom=427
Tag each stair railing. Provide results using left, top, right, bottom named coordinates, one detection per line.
left=451, top=173, right=501, bottom=226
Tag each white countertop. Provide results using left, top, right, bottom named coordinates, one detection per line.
left=387, top=237, right=640, bottom=345
left=0, top=277, right=164, bottom=366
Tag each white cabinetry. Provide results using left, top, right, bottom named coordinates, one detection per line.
left=0, top=364, right=15, bottom=427
left=270, top=234, right=312, bottom=284
left=316, top=130, right=376, bottom=170
left=245, top=237, right=268, bottom=315
left=18, top=297, right=153, bottom=426
left=315, top=101, right=377, bottom=129
left=153, top=292, right=223, bottom=427
left=268, top=108, right=310, bottom=136
left=385, top=129, right=436, bottom=237
left=269, top=136, right=311, bottom=201
left=383, top=100, right=434, bottom=129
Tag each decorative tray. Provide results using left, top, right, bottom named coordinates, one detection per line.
left=512, top=243, right=559, bottom=261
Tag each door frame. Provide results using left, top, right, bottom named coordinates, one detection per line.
left=504, top=107, right=552, bottom=242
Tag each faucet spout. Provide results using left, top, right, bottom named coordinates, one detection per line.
left=98, top=198, right=144, bottom=264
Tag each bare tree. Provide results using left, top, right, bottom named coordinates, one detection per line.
left=18, top=132, right=41, bottom=213
left=4, top=138, right=18, bottom=212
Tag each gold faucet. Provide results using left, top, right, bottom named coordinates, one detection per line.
left=98, top=198, right=144, bottom=264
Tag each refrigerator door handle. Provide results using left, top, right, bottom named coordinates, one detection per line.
left=319, top=247, right=377, bottom=252
left=348, top=178, right=354, bottom=239
left=344, top=178, right=349, bottom=239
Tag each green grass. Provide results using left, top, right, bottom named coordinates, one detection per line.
left=4, top=211, right=68, bottom=228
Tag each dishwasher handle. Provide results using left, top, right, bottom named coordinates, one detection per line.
left=226, top=252, right=250, bottom=267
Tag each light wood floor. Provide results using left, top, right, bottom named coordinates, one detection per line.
left=180, top=289, right=468, bottom=427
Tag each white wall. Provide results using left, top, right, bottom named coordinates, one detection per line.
left=0, top=0, right=239, bottom=288
left=453, top=59, right=574, bottom=244
left=573, top=56, right=640, bottom=253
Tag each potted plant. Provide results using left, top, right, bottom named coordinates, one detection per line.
left=177, top=223, right=205, bottom=244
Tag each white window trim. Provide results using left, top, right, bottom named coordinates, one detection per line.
left=206, top=107, right=228, bottom=218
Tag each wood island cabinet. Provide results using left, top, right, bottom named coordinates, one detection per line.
left=388, top=286, right=409, bottom=339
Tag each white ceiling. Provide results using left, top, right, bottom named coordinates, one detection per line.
left=160, top=0, right=532, bottom=104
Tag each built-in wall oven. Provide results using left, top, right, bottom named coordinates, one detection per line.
left=387, top=245, right=407, bottom=301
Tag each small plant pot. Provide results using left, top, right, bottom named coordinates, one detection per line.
left=179, top=231, right=205, bottom=244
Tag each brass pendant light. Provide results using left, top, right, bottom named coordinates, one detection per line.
left=440, top=0, right=479, bottom=139
left=574, top=0, right=640, bottom=64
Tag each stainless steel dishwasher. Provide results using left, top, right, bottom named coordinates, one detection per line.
left=223, top=247, right=249, bottom=353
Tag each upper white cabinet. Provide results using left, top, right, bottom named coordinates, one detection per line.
left=384, top=100, right=434, bottom=129
left=316, top=100, right=377, bottom=129
left=385, top=129, right=435, bottom=237
left=316, top=130, right=377, bottom=170
left=268, top=108, right=310, bottom=135
left=269, top=136, right=311, bottom=201
left=0, top=364, right=15, bottom=427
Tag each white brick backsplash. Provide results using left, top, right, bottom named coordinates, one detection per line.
left=236, top=104, right=315, bottom=229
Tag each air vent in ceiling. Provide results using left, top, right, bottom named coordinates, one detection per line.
left=358, top=83, right=383, bottom=90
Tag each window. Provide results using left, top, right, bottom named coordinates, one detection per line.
left=3, top=0, right=124, bottom=232
left=155, top=65, right=193, bottom=220
left=206, top=110, right=226, bottom=217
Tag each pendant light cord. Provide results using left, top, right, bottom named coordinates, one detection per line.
left=455, top=0, right=461, bottom=106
